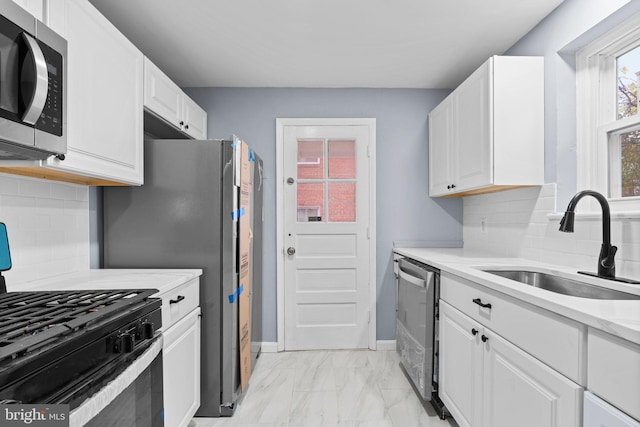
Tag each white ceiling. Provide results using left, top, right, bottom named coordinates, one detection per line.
left=89, top=0, right=564, bottom=89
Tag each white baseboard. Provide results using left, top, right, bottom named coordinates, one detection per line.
left=261, top=341, right=395, bottom=352
left=376, top=340, right=396, bottom=351
left=260, top=342, right=279, bottom=353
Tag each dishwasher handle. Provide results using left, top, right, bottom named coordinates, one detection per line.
left=398, top=269, right=428, bottom=288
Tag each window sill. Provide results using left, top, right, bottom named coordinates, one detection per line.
left=547, top=211, right=640, bottom=221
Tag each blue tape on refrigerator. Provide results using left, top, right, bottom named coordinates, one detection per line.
left=228, top=284, right=244, bottom=303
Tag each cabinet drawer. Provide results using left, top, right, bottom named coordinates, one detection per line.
left=588, top=328, right=640, bottom=421
left=161, top=277, right=200, bottom=331
left=441, top=272, right=586, bottom=384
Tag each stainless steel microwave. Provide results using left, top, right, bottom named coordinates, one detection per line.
left=0, top=2, right=66, bottom=161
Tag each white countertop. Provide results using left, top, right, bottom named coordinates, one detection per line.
left=394, top=248, right=640, bottom=344
left=7, top=269, right=203, bottom=296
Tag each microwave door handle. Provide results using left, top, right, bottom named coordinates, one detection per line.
left=21, top=33, right=49, bottom=125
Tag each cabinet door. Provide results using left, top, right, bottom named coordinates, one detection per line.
left=182, top=95, right=207, bottom=139
left=46, top=0, right=144, bottom=185
left=163, top=307, right=201, bottom=427
left=428, top=97, right=454, bottom=196
left=482, top=329, right=582, bottom=427
left=144, top=57, right=183, bottom=130
left=453, top=59, right=492, bottom=192
left=439, top=301, right=483, bottom=427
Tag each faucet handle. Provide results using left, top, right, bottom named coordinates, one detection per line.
left=602, top=245, right=617, bottom=268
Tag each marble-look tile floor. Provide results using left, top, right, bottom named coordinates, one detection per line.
left=188, top=350, right=459, bottom=427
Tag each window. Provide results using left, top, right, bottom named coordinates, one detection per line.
left=295, top=138, right=357, bottom=222
left=577, top=12, right=640, bottom=211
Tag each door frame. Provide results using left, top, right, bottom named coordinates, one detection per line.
left=275, top=118, right=377, bottom=352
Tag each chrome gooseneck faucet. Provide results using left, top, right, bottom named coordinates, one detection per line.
left=559, top=190, right=617, bottom=279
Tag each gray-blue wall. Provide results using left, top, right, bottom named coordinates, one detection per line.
left=183, top=88, right=462, bottom=341
left=505, top=0, right=640, bottom=208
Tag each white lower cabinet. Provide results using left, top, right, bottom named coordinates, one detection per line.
left=440, top=301, right=582, bottom=427
left=587, top=328, right=640, bottom=421
left=584, top=391, right=640, bottom=427
left=163, top=306, right=201, bottom=427
left=439, top=300, right=482, bottom=427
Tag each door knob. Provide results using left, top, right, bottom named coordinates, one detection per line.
left=287, top=247, right=296, bottom=256
left=287, top=177, right=295, bottom=185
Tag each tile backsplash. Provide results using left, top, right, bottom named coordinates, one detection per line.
left=0, top=173, right=89, bottom=285
left=464, top=183, right=640, bottom=280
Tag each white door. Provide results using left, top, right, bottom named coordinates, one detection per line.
left=281, top=122, right=372, bottom=350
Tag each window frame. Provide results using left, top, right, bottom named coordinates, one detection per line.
left=603, top=120, right=640, bottom=199
left=576, top=12, right=640, bottom=212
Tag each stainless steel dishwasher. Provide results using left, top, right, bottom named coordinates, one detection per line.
left=396, top=257, right=449, bottom=419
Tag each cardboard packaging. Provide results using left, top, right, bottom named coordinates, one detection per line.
left=237, top=139, right=252, bottom=391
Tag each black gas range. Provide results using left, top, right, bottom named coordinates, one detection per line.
left=0, top=288, right=162, bottom=413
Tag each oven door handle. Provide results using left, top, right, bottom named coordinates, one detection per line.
left=69, top=336, right=163, bottom=426
left=21, top=32, right=49, bottom=125
left=398, top=269, right=427, bottom=288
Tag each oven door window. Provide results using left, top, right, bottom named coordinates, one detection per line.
left=85, top=351, right=163, bottom=427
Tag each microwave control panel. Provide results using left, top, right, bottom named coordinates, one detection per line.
left=35, top=40, right=63, bottom=137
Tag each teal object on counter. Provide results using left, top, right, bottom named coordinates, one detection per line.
left=0, top=223, right=11, bottom=271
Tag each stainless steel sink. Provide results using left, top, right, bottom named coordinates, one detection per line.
left=483, top=270, right=640, bottom=300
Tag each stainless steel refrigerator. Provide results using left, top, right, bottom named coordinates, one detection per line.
left=102, top=138, right=263, bottom=417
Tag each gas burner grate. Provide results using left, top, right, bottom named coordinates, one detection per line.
left=0, top=289, right=157, bottom=362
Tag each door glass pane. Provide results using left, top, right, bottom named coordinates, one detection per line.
left=612, top=129, right=640, bottom=197
left=297, top=183, right=324, bottom=222
left=328, top=182, right=355, bottom=222
left=617, top=46, right=640, bottom=119
left=328, top=140, right=356, bottom=179
left=297, top=140, right=324, bottom=179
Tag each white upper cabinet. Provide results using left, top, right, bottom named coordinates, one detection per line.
left=43, top=0, right=144, bottom=185
left=429, top=56, right=544, bottom=197
left=428, top=97, right=454, bottom=194
left=453, top=60, right=491, bottom=192
left=181, top=93, right=207, bottom=140
left=144, top=57, right=207, bottom=139
left=144, top=57, right=183, bottom=130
